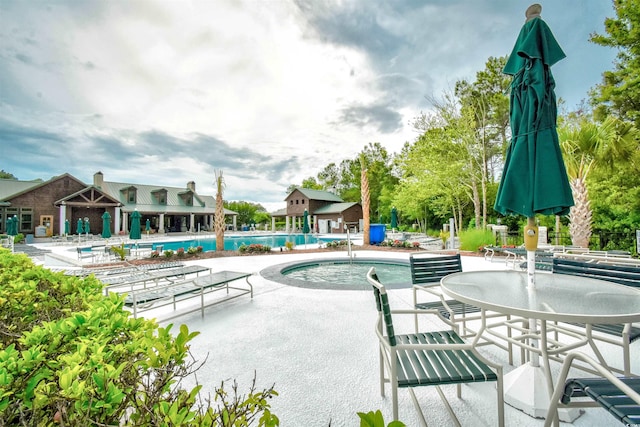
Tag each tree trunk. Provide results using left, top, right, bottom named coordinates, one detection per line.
left=361, top=167, right=370, bottom=245
left=214, top=171, right=225, bottom=252
left=568, top=176, right=592, bottom=248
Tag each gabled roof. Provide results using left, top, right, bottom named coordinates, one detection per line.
left=286, top=187, right=343, bottom=202
left=0, top=174, right=80, bottom=201
left=313, top=202, right=360, bottom=214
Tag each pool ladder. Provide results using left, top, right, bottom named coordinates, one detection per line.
left=345, top=226, right=354, bottom=263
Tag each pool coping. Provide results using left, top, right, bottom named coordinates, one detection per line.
left=259, top=256, right=411, bottom=290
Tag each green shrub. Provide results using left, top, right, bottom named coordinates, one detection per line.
left=238, top=244, right=271, bottom=254
left=458, top=228, right=495, bottom=251
left=357, top=410, right=405, bottom=426
left=164, top=249, right=174, bottom=258
left=110, top=243, right=128, bottom=261
left=14, top=233, right=24, bottom=243
left=0, top=249, right=279, bottom=426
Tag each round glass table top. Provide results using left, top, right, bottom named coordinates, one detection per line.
left=440, top=270, right=640, bottom=324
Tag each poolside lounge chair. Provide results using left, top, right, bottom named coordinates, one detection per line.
left=367, top=267, right=504, bottom=426
left=544, top=351, right=640, bottom=427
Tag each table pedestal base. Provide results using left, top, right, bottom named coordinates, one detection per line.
left=504, top=363, right=581, bottom=422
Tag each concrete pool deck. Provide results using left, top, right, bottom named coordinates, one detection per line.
left=151, top=251, right=627, bottom=426
left=26, top=242, right=634, bottom=426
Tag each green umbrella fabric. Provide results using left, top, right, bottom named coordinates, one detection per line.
left=130, top=210, right=142, bottom=240
left=84, top=219, right=90, bottom=235
left=101, top=212, right=112, bottom=239
left=7, top=216, right=17, bottom=236
left=302, top=210, right=310, bottom=234
left=64, top=219, right=70, bottom=235
left=391, top=207, right=398, bottom=229
left=145, top=219, right=151, bottom=232
left=76, top=218, right=84, bottom=235
left=494, top=16, right=574, bottom=217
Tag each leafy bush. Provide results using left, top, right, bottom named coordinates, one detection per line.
left=150, top=250, right=160, bottom=258
left=0, top=249, right=280, bottom=426
left=379, top=239, right=420, bottom=248
left=187, top=246, right=198, bottom=255
left=177, top=247, right=186, bottom=257
left=164, top=249, right=174, bottom=258
left=238, top=244, right=271, bottom=254
left=324, top=240, right=348, bottom=248
left=14, top=233, right=24, bottom=243
left=110, top=243, right=128, bottom=261
left=458, top=228, right=495, bottom=251
left=357, top=410, right=405, bottom=426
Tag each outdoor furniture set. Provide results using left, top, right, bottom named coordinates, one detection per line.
left=92, top=263, right=253, bottom=319
left=368, top=252, right=640, bottom=425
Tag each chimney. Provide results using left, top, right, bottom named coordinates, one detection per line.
left=187, top=181, right=196, bottom=192
left=94, top=171, right=104, bottom=188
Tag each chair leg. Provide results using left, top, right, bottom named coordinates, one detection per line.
left=379, top=346, right=385, bottom=397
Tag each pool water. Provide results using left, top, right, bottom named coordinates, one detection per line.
left=148, top=233, right=320, bottom=252
left=261, top=258, right=411, bottom=290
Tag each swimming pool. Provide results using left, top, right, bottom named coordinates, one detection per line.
left=260, top=257, right=411, bottom=290
left=146, top=233, right=323, bottom=252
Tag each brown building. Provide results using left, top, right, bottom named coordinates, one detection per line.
left=282, top=187, right=363, bottom=233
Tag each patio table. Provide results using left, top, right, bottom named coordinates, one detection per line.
left=440, top=270, right=640, bottom=422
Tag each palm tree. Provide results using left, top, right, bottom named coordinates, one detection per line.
left=559, top=116, right=636, bottom=247
left=360, top=154, right=370, bottom=245
left=214, top=170, right=225, bottom=252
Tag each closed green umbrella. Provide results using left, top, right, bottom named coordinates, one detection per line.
left=64, top=219, right=70, bottom=236
left=495, top=5, right=575, bottom=414
left=101, top=212, right=112, bottom=239
left=130, top=210, right=142, bottom=240
left=302, top=209, right=310, bottom=234
left=7, top=216, right=17, bottom=236
left=495, top=14, right=573, bottom=220
left=145, top=218, right=151, bottom=234
left=391, top=207, right=398, bottom=230
left=76, top=218, right=84, bottom=235
left=84, top=218, right=90, bottom=235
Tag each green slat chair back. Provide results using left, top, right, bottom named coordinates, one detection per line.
left=410, top=253, right=462, bottom=286
left=371, top=270, right=397, bottom=347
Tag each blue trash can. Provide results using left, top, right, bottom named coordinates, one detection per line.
left=26, top=234, right=34, bottom=244
left=369, top=224, right=386, bottom=244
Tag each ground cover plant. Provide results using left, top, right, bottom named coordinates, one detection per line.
left=0, top=249, right=279, bottom=426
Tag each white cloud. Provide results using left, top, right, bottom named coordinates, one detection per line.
left=0, top=0, right=618, bottom=210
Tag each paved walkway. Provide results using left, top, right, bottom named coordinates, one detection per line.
left=154, top=251, right=626, bottom=427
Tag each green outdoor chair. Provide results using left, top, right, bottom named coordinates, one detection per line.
left=367, top=267, right=504, bottom=426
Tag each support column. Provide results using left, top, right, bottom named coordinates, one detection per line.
left=113, top=207, right=121, bottom=234
left=285, top=216, right=290, bottom=233
left=158, top=214, right=164, bottom=233
left=59, top=203, right=67, bottom=235
left=271, top=216, right=275, bottom=232
left=122, top=211, right=128, bottom=233
left=190, top=213, right=195, bottom=232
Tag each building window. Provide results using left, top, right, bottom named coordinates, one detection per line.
left=20, top=208, right=33, bottom=232
left=290, top=200, right=293, bottom=205
left=296, top=200, right=299, bottom=204
left=302, top=199, right=305, bottom=204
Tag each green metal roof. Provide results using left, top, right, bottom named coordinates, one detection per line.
left=287, top=187, right=343, bottom=202
left=313, top=202, right=360, bottom=214
left=0, top=178, right=46, bottom=201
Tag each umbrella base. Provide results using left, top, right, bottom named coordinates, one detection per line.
left=504, top=363, right=582, bottom=422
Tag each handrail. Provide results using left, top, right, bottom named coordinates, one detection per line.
left=345, top=225, right=353, bottom=263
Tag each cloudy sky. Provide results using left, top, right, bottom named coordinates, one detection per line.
left=0, top=0, right=617, bottom=212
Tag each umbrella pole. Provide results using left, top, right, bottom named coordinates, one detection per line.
left=524, top=217, right=540, bottom=367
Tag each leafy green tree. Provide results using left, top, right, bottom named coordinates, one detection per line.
left=225, top=201, right=268, bottom=226
left=0, top=170, right=17, bottom=179
left=558, top=116, right=637, bottom=247
left=590, top=0, right=640, bottom=126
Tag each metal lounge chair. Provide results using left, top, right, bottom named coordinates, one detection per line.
left=367, top=267, right=504, bottom=426
left=544, top=351, right=640, bottom=427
